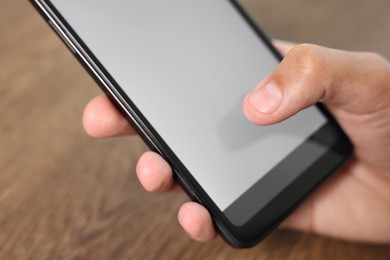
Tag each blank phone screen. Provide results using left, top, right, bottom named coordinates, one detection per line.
left=50, top=0, right=328, bottom=225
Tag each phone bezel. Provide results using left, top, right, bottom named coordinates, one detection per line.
left=30, top=0, right=353, bottom=247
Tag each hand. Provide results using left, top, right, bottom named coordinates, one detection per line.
left=83, top=41, right=390, bottom=244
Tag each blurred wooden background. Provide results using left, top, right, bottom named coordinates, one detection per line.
left=1, top=0, right=389, bottom=259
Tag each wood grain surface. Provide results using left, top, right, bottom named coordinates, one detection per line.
left=1, top=0, right=389, bottom=259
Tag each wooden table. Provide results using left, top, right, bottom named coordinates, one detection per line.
left=1, top=0, right=389, bottom=258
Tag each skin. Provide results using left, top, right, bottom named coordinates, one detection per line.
left=83, top=41, right=390, bottom=244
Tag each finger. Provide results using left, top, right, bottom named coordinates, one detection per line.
left=136, top=151, right=179, bottom=192
left=178, top=202, right=218, bottom=242
left=243, top=44, right=390, bottom=125
left=83, top=95, right=135, bottom=138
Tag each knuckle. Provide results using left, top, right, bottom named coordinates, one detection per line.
left=280, top=44, right=327, bottom=101
left=366, top=52, right=387, bottom=63
left=286, top=44, right=326, bottom=79
left=370, top=52, right=390, bottom=75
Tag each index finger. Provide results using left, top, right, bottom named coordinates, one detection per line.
left=83, top=94, right=136, bottom=138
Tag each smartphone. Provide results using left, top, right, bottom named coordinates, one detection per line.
left=31, top=0, right=353, bottom=247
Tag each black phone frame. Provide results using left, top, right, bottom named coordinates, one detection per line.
left=30, top=0, right=353, bottom=247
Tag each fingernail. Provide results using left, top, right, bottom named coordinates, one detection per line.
left=247, top=81, right=282, bottom=114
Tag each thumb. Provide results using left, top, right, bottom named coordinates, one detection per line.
left=243, top=44, right=390, bottom=125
